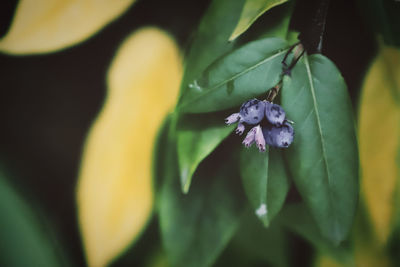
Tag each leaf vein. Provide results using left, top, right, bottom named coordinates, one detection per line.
left=179, top=49, right=288, bottom=110
left=304, top=54, right=336, bottom=224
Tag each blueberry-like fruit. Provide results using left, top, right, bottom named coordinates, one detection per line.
left=239, top=99, right=265, bottom=125
left=265, top=101, right=285, bottom=126
left=262, top=122, right=294, bottom=148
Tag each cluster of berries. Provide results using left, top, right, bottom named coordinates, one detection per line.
left=225, top=99, right=294, bottom=152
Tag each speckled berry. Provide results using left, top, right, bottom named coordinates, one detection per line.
left=262, top=122, right=294, bottom=148
left=265, top=101, right=286, bottom=126
left=239, top=99, right=265, bottom=125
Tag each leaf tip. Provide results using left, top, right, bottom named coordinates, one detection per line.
left=255, top=203, right=270, bottom=226
left=180, top=168, right=192, bottom=194
left=228, top=33, right=239, bottom=42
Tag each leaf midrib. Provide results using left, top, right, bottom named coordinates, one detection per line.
left=179, top=49, right=288, bottom=110
left=304, top=54, right=338, bottom=232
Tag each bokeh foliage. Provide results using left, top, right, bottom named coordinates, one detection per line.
left=0, top=0, right=399, bottom=266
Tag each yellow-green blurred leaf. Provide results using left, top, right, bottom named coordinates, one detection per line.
left=229, top=0, right=288, bottom=41
left=353, top=213, right=391, bottom=267
left=313, top=254, right=348, bottom=267
left=0, top=0, right=135, bottom=55
left=358, top=45, right=400, bottom=246
left=314, top=243, right=390, bottom=267
left=314, top=210, right=392, bottom=267
left=77, top=27, right=182, bottom=267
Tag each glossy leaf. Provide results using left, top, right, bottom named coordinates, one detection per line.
left=0, top=171, right=62, bottom=267
left=233, top=2, right=294, bottom=43
left=173, top=0, right=240, bottom=193
left=281, top=54, right=359, bottom=244
left=0, top=0, right=135, bottom=55
left=240, top=147, right=290, bottom=226
left=76, top=28, right=182, bottom=267
left=279, top=204, right=351, bottom=262
left=218, top=211, right=289, bottom=267
left=358, top=45, right=400, bottom=246
left=177, top=0, right=244, bottom=98
left=174, top=0, right=292, bottom=194
left=178, top=37, right=288, bottom=113
left=159, top=141, right=245, bottom=267
left=173, top=0, right=243, bottom=194
left=229, top=0, right=289, bottom=41
left=177, top=113, right=234, bottom=193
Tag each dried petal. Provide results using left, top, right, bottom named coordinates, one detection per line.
left=225, top=113, right=240, bottom=125
left=242, top=126, right=256, bottom=147
left=254, top=125, right=266, bottom=152
left=235, top=122, right=245, bottom=135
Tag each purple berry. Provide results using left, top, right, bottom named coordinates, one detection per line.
left=262, top=122, right=294, bottom=148
left=265, top=101, right=286, bottom=126
left=239, top=99, right=265, bottom=125
left=262, top=125, right=274, bottom=147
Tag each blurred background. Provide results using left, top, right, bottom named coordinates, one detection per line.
left=0, top=0, right=381, bottom=266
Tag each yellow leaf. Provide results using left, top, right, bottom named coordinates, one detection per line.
left=0, top=0, right=135, bottom=55
left=229, top=0, right=288, bottom=41
left=76, top=27, right=182, bottom=267
left=314, top=249, right=390, bottom=267
left=358, top=45, right=400, bottom=246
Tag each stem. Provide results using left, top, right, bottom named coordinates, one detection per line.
left=281, top=41, right=300, bottom=68
left=314, top=0, right=330, bottom=53
left=268, top=44, right=305, bottom=102
left=296, top=0, right=331, bottom=54
left=281, top=43, right=305, bottom=76
left=266, top=81, right=282, bottom=102
left=287, top=45, right=305, bottom=71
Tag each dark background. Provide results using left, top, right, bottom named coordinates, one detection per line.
left=0, top=0, right=375, bottom=266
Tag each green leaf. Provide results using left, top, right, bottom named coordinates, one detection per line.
left=178, top=37, right=288, bottom=113
left=217, top=210, right=289, bottom=267
left=0, top=171, right=63, bottom=267
left=229, top=0, right=289, bottom=41
left=159, top=140, right=245, bottom=267
left=153, top=116, right=173, bottom=193
left=240, top=147, right=290, bottom=226
left=235, top=2, right=294, bottom=43
left=281, top=54, right=359, bottom=245
left=177, top=112, right=234, bottom=193
left=173, top=0, right=243, bottom=194
left=174, top=0, right=293, bottom=194
left=177, top=0, right=244, bottom=98
left=279, top=204, right=352, bottom=263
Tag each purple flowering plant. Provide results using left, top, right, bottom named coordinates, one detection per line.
left=224, top=43, right=304, bottom=152
left=0, top=0, right=396, bottom=266
left=225, top=98, right=294, bottom=151
left=157, top=0, right=363, bottom=266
